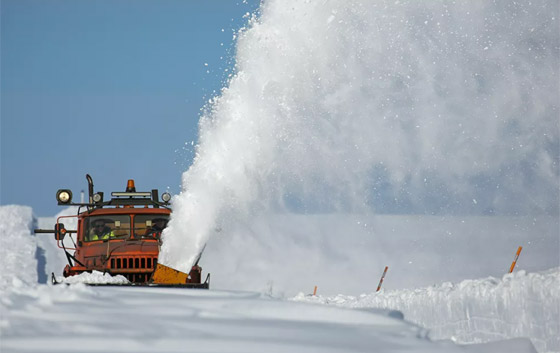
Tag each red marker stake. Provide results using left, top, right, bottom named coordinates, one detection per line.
left=509, top=246, right=523, bottom=273
left=376, top=266, right=389, bottom=292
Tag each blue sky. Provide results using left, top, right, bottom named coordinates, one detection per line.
left=1, top=0, right=260, bottom=216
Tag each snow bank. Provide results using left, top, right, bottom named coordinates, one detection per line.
left=36, top=206, right=80, bottom=281
left=0, top=205, right=37, bottom=292
left=55, top=270, right=130, bottom=285
left=294, top=268, right=560, bottom=353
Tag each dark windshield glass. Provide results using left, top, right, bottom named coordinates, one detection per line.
left=133, top=214, right=169, bottom=239
left=84, top=215, right=131, bottom=242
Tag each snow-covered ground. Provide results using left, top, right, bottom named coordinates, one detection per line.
left=1, top=205, right=558, bottom=352
left=0, top=284, right=541, bottom=353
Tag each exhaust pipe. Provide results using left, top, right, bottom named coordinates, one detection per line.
left=86, top=174, right=94, bottom=204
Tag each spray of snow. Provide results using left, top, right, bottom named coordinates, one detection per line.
left=294, top=267, right=560, bottom=353
left=160, top=0, right=559, bottom=273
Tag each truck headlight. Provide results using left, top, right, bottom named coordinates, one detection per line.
left=56, top=189, right=73, bottom=204
left=161, top=192, right=171, bottom=202
left=93, top=192, right=103, bottom=203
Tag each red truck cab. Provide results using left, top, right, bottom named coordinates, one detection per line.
left=36, top=174, right=207, bottom=287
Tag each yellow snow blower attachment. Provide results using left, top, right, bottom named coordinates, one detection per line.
left=150, top=244, right=208, bottom=287
left=151, top=263, right=209, bottom=287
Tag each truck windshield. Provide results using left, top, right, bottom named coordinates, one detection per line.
left=84, top=215, right=131, bottom=242
left=133, top=214, right=169, bottom=239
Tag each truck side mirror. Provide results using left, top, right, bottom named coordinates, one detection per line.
left=55, top=223, right=66, bottom=241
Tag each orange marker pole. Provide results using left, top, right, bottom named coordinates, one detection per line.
left=509, top=246, right=523, bottom=273
left=376, top=266, right=389, bottom=292
left=313, top=286, right=318, bottom=296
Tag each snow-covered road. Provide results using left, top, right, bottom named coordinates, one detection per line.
left=0, top=284, right=539, bottom=353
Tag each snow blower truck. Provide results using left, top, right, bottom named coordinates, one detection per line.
left=34, top=174, right=209, bottom=288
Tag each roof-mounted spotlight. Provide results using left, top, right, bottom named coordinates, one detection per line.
left=92, top=192, right=103, bottom=203
left=56, top=189, right=73, bottom=205
left=161, top=192, right=171, bottom=203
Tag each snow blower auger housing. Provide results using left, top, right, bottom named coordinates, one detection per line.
left=34, top=174, right=209, bottom=288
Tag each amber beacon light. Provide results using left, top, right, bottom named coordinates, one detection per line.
left=126, top=179, right=136, bottom=192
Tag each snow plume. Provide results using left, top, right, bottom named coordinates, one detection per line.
left=160, top=0, right=559, bottom=272
left=295, top=268, right=560, bottom=353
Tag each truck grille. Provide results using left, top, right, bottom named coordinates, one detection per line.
left=111, top=256, right=157, bottom=270
left=110, top=256, right=158, bottom=283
